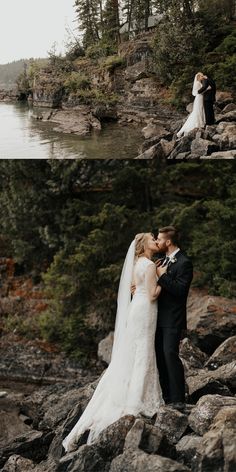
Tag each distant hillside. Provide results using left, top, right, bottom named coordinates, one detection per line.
left=0, top=58, right=48, bottom=89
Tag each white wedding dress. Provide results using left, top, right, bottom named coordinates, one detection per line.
left=62, top=253, right=163, bottom=451
left=177, top=75, right=205, bottom=137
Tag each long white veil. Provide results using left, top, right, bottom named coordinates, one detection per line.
left=111, top=239, right=136, bottom=363
left=192, top=74, right=201, bottom=96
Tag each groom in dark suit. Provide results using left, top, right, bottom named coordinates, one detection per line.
left=155, top=226, right=193, bottom=411
left=198, top=73, right=216, bottom=125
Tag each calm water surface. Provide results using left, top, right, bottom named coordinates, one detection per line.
left=0, top=102, right=143, bottom=159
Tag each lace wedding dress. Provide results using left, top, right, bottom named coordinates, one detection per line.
left=177, top=75, right=205, bottom=137
left=62, top=254, right=163, bottom=451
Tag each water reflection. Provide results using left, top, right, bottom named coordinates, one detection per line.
left=0, top=102, right=143, bottom=159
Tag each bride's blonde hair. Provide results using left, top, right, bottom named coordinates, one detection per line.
left=135, top=233, right=152, bottom=257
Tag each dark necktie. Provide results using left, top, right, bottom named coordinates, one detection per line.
left=162, top=256, right=170, bottom=267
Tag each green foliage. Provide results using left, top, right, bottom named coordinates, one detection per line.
left=1, top=161, right=236, bottom=362
left=64, top=72, right=91, bottom=93
left=100, top=55, right=124, bottom=71
left=86, top=40, right=117, bottom=59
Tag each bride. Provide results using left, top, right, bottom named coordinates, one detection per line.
left=62, top=233, right=164, bottom=452
left=177, top=72, right=206, bottom=138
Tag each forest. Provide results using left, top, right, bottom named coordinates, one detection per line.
left=0, top=160, right=235, bottom=361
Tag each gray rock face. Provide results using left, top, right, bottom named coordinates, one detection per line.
left=186, top=361, right=236, bottom=401
left=45, top=109, right=101, bottom=136
left=110, top=450, right=190, bottom=472
left=180, top=338, right=208, bottom=373
left=200, top=150, right=236, bottom=159
left=154, top=406, right=188, bottom=444
left=190, top=137, right=219, bottom=157
left=141, top=122, right=170, bottom=140
left=193, top=406, right=236, bottom=472
left=205, top=336, right=236, bottom=369
left=176, top=435, right=202, bottom=467
left=187, top=290, right=236, bottom=353
left=0, top=454, right=36, bottom=472
left=188, top=394, right=236, bottom=436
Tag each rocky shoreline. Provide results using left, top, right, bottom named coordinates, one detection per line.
left=135, top=92, right=236, bottom=160
left=0, top=288, right=235, bottom=472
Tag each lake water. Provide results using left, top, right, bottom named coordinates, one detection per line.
left=0, top=102, right=143, bottom=159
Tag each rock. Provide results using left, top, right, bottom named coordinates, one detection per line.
left=154, top=406, right=188, bottom=444
left=186, top=361, right=236, bottom=401
left=222, top=103, right=236, bottom=113
left=93, top=105, right=117, bottom=121
left=0, top=431, right=53, bottom=469
left=125, top=60, right=151, bottom=82
left=47, top=109, right=102, bottom=136
left=193, top=406, right=236, bottom=472
left=159, top=139, right=175, bottom=157
left=172, top=152, right=191, bottom=160
left=169, top=130, right=198, bottom=159
left=205, top=336, right=236, bottom=369
left=0, top=454, right=36, bottom=472
left=110, top=450, right=190, bottom=472
left=141, top=122, right=170, bottom=140
left=215, top=91, right=234, bottom=108
left=190, top=137, right=219, bottom=157
left=200, top=150, right=236, bottom=159
left=97, top=331, right=113, bottom=365
left=188, top=394, right=236, bottom=436
left=176, top=435, right=202, bottom=467
left=180, top=338, right=208, bottom=373
left=58, top=444, right=108, bottom=472
left=187, top=290, right=236, bottom=354
left=96, top=415, right=135, bottom=460
left=39, top=385, right=95, bottom=430
left=216, top=110, right=236, bottom=123
left=212, top=122, right=236, bottom=150
left=135, top=142, right=164, bottom=159
left=123, top=419, right=144, bottom=450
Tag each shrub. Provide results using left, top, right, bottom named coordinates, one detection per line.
left=64, top=72, right=91, bottom=93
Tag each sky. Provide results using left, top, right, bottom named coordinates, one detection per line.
left=0, top=0, right=76, bottom=64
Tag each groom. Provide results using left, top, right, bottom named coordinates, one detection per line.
left=198, top=73, right=216, bottom=125
left=155, top=226, right=193, bottom=411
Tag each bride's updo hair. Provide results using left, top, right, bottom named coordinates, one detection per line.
left=135, top=233, right=151, bottom=257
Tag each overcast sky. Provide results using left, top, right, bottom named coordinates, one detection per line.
left=0, top=0, right=76, bottom=64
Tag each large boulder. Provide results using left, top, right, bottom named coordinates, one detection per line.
left=216, top=109, right=236, bottom=123
left=176, top=435, right=203, bottom=467
left=0, top=454, right=36, bottom=472
left=188, top=394, right=236, bottom=436
left=200, top=150, right=236, bottom=159
left=180, top=338, right=208, bottom=374
left=187, top=290, right=236, bottom=353
left=205, top=336, right=236, bottom=369
left=186, top=361, right=236, bottom=401
left=0, top=431, right=53, bottom=469
left=192, top=406, right=236, bottom=472
left=154, top=406, right=188, bottom=444
left=212, top=122, right=236, bottom=150
left=57, top=444, right=108, bottom=472
left=141, top=121, right=170, bottom=140
left=190, top=137, right=219, bottom=157
left=110, top=450, right=190, bottom=472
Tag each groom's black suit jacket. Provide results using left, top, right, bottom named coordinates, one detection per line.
left=157, top=251, right=193, bottom=330
left=198, top=77, right=216, bottom=103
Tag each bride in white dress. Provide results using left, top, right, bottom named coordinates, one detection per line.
left=62, top=233, right=164, bottom=452
left=177, top=72, right=206, bottom=138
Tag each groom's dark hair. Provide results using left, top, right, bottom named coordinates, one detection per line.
left=159, top=226, right=180, bottom=245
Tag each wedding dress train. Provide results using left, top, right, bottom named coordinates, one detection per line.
left=62, top=255, right=163, bottom=451
left=177, top=76, right=205, bottom=137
